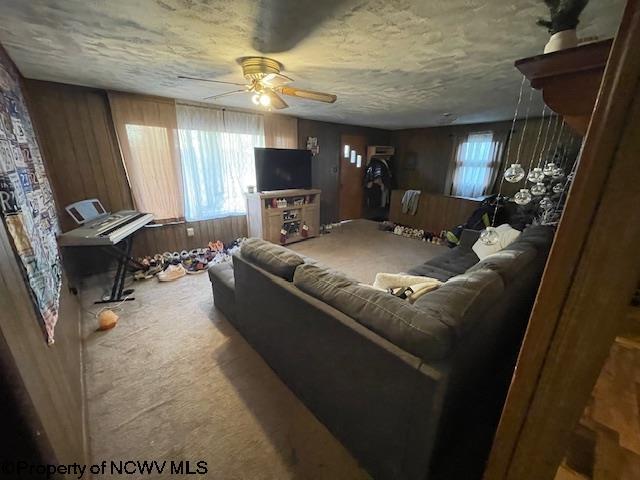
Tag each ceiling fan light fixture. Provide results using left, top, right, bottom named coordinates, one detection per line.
left=182, top=56, right=336, bottom=110
left=259, top=93, right=271, bottom=107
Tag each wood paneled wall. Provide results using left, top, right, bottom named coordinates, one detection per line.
left=389, top=189, right=482, bottom=234
left=297, top=119, right=391, bottom=224
left=25, top=80, right=133, bottom=233
left=0, top=164, right=86, bottom=466
left=139, top=215, right=247, bottom=256
left=391, top=118, right=581, bottom=198
left=0, top=48, right=85, bottom=465
left=24, top=80, right=247, bottom=259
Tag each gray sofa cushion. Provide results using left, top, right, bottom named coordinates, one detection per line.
left=208, top=260, right=235, bottom=288
left=459, top=229, right=481, bottom=249
left=413, top=269, right=504, bottom=336
left=467, top=245, right=537, bottom=283
left=294, top=263, right=455, bottom=362
left=406, top=264, right=458, bottom=282
left=241, top=238, right=304, bottom=281
left=407, top=248, right=479, bottom=281
left=516, top=225, right=556, bottom=250
left=208, top=261, right=236, bottom=320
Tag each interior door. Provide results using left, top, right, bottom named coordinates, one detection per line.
left=339, top=134, right=367, bottom=220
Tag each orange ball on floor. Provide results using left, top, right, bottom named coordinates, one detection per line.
left=98, top=309, right=118, bottom=331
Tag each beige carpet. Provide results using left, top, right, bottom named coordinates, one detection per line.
left=289, top=219, right=446, bottom=283
left=81, top=220, right=445, bottom=479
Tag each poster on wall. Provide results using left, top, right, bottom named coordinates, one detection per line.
left=0, top=53, right=61, bottom=345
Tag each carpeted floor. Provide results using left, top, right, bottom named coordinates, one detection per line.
left=289, top=220, right=446, bottom=283
left=81, top=220, right=445, bottom=479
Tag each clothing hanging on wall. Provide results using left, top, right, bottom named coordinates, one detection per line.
left=401, top=190, right=421, bottom=215
left=364, top=157, right=392, bottom=208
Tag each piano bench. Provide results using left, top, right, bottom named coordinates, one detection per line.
left=208, top=261, right=236, bottom=321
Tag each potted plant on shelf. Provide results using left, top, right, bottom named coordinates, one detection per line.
left=537, top=0, right=590, bottom=53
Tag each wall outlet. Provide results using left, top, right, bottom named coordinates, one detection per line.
left=186, top=227, right=195, bottom=237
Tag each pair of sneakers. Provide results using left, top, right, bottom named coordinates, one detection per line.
left=158, top=263, right=187, bottom=282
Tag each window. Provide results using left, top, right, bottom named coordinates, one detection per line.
left=108, top=93, right=184, bottom=222
left=176, top=105, right=265, bottom=221
left=451, top=131, right=502, bottom=198
left=111, top=95, right=294, bottom=223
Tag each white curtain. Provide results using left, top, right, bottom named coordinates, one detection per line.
left=264, top=113, right=298, bottom=149
left=108, top=93, right=184, bottom=222
left=451, top=132, right=503, bottom=198
left=177, top=104, right=265, bottom=221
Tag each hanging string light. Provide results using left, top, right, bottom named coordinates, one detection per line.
left=531, top=182, right=546, bottom=196
left=549, top=159, right=579, bottom=221
left=514, top=188, right=533, bottom=205
left=544, top=120, right=565, bottom=176
left=479, top=227, right=500, bottom=246
left=539, top=196, right=553, bottom=210
left=481, top=76, right=527, bottom=245
left=528, top=112, right=555, bottom=184
left=503, top=85, right=533, bottom=183
left=525, top=105, right=548, bottom=178
left=541, top=114, right=561, bottom=169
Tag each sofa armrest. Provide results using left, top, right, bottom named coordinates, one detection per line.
left=459, top=229, right=481, bottom=249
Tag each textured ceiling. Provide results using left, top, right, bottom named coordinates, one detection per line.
left=0, top=0, right=625, bottom=129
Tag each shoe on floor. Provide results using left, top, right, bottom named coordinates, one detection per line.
left=157, top=264, right=186, bottom=282
left=185, top=258, right=208, bottom=274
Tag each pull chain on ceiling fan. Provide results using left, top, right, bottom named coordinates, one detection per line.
left=178, top=56, right=337, bottom=110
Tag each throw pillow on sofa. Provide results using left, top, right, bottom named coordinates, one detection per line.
left=472, top=224, right=521, bottom=260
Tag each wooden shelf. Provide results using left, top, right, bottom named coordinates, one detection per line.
left=246, top=189, right=320, bottom=244
left=515, top=39, right=612, bottom=135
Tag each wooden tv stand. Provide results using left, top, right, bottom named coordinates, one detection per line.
left=246, top=189, right=321, bottom=245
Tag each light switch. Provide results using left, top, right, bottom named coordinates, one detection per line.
left=186, top=227, right=195, bottom=237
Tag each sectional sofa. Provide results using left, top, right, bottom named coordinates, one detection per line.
left=208, top=225, right=554, bottom=479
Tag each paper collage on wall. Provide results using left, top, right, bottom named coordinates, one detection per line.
left=0, top=55, right=61, bottom=344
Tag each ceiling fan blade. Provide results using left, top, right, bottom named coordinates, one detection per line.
left=278, top=86, right=337, bottom=103
left=252, top=0, right=348, bottom=53
left=203, top=89, right=247, bottom=101
left=267, top=91, right=289, bottom=110
left=261, top=72, right=293, bottom=87
left=179, top=75, right=247, bottom=87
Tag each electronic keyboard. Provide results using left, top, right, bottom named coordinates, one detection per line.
left=58, top=210, right=154, bottom=246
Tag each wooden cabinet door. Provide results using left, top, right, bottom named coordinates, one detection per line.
left=266, top=213, right=283, bottom=243
left=304, top=204, right=320, bottom=237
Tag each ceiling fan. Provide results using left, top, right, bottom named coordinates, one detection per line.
left=179, top=56, right=337, bottom=110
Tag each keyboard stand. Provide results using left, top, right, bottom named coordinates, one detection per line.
left=94, top=236, right=143, bottom=304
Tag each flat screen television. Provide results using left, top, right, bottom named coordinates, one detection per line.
left=254, top=147, right=312, bottom=191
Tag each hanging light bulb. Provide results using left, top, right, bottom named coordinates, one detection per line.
left=531, top=182, right=546, bottom=196
left=480, top=226, right=500, bottom=246
left=539, top=196, right=553, bottom=211
left=552, top=182, right=565, bottom=194
left=552, top=166, right=564, bottom=178
left=504, top=163, right=525, bottom=183
left=543, top=162, right=556, bottom=176
left=527, top=167, right=545, bottom=183
left=514, top=188, right=532, bottom=205
left=259, top=93, right=271, bottom=107
left=251, top=94, right=260, bottom=105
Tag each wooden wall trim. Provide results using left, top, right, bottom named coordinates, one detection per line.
left=484, top=1, right=640, bottom=478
